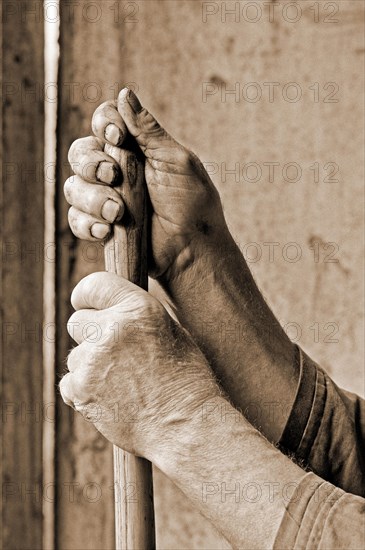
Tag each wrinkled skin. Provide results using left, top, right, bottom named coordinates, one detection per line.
left=59, top=272, right=219, bottom=460
left=65, top=88, right=229, bottom=279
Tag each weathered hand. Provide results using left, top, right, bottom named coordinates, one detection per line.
left=59, top=272, right=219, bottom=461
left=63, top=89, right=297, bottom=449
left=64, top=88, right=228, bottom=279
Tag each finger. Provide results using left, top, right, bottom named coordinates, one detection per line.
left=68, top=136, right=121, bottom=185
left=59, top=373, right=76, bottom=409
left=92, top=100, right=128, bottom=147
left=71, top=272, right=142, bottom=311
left=64, top=175, right=124, bottom=223
left=68, top=206, right=111, bottom=241
left=67, top=343, right=92, bottom=373
left=117, top=88, right=173, bottom=155
left=60, top=371, right=92, bottom=412
left=67, top=309, right=102, bottom=344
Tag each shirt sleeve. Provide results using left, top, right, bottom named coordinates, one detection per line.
left=273, top=472, right=365, bottom=550
left=279, top=346, right=365, bottom=497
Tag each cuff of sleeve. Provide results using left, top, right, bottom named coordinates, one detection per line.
left=279, top=346, right=326, bottom=460
left=273, top=472, right=345, bottom=550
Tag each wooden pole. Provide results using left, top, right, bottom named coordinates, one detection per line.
left=0, top=2, right=45, bottom=548
left=103, top=143, right=155, bottom=550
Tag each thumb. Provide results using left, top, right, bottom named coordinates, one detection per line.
left=71, top=272, right=142, bottom=311
left=117, top=88, right=172, bottom=153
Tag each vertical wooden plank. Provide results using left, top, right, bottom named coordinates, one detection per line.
left=55, top=2, right=138, bottom=548
left=0, top=4, right=3, bottom=546
left=43, top=3, right=60, bottom=548
left=0, top=1, right=44, bottom=548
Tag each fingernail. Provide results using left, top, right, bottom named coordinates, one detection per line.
left=96, top=161, right=118, bottom=184
left=91, top=223, right=109, bottom=239
left=101, top=199, right=123, bottom=223
left=105, top=123, right=124, bottom=146
left=124, top=88, right=143, bottom=113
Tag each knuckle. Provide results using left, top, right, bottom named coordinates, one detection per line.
left=84, top=271, right=104, bottom=292
left=78, top=272, right=104, bottom=304
left=59, top=374, right=73, bottom=405
left=94, top=100, right=109, bottom=115
left=67, top=206, right=79, bottom=227
left=59, top=374, right=67, bottom=393
left=79, top=154, right=96, bottom=180
left=79, top=185, right=101, bottom=214
left=64, top=176, right=75, bottom=202
left=83, top=135, right=102, bottom=149
left=92, top=102, right=110, bottom=127
left=74, top=370, right=90, bottom=391
left=97, top=99, right=115, bottom=115
left=67, top=310, right=81, bottom=329
left=91, top=116, right=102, bottom=136
left=68, top=137, right=85, bottom=162
left=68, top=208, right=94, bottom=239
left=66, top=348, right=77, bottom=371
left=78, top=215, right=91, bottom=236
left=72, top=368, right=99, bottom=406
left=69, top=136, right=103, bottom=165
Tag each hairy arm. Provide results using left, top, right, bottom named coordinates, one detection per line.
left=155, top=395, right=305, bottom=549
left=160, top=230, right=299, bottom=443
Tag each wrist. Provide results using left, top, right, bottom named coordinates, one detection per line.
left=143, top=344, right=223, bottom=466
left=159, top=224, right=242, bottom=291
left=152, top=395, right=304, bottom=549
left=152, top=395, right=246, bottom=476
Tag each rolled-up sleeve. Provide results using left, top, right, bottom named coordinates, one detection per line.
left=279, top=347, right=365, bottom=497
left=274, top=472, right=365, bottom=549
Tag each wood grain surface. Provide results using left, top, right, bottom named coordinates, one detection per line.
left=103, top=143, right=155, bottom=550
left=0, top=2, right=45, bottom=548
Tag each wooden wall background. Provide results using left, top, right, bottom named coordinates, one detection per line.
left=1, top=1, right=45, bottom=548
left=1, top=1, right=364, bottom=549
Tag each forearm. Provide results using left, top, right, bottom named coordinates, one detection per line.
left=154, top=396, right=306, bottom=549
left=161, top=230, right=299, bottom=442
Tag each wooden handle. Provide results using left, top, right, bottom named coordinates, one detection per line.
left=103, top=143, right=155, bottom=550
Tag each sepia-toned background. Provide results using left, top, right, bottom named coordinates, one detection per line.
left=1, top=1, right=364, bottom=548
